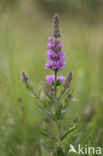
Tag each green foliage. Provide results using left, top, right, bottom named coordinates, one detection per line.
left=53, top=147, right=64, bottom=156
left=61, top=125, right=77, bottom=141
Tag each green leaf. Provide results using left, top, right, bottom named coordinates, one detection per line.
left=42, top=100, right=49, bottom=108
left=54, top=105, right=63, bottom=120
left=61, top=125, right=77, bottom=141
left=54, top=110, right=62, bottom=120
left=38, top=89, right=41, bottom=98
left=55, top=80, right=61, bottom=86
left=40, top=142, right=51, bottom=152
left=61, top=106, right=72, bottom=119
left=36, top=103, right=54, bottom=120
left=46, top=92, right=54, bottom=100
left=25, top=81, right=33, bottom=91
left=53, top=147, right=65, bottom=156
left=40, top=131, right=57, bottom=141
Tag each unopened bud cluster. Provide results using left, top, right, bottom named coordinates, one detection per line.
left=53, top=14, right=61, bottom=38
left=22, top=72, right=33, bottom=91
left=63, top=71, right=72, bottom=89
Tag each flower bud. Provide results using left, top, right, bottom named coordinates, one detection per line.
left=63, top=71, right=72, bottom=89
left=22, top=72, right=33, bottom=91
left=67, top=71, right=72, bottom=83
left=53, top=14, right=61, bottom=38
left=22, top=72, right=28, bottom=82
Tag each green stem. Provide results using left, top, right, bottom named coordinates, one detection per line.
left=59, top=120, right=62, bottom=138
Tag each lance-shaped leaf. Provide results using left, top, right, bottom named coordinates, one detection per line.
left=54, top=110, right=62, bottom=121
left=36, top=103, right=54, bottom=120
left=60, top=125, right=77, bottom=141
left=40, top=131, right=57, bottom=141
left=61, top=106, right=72, bottom=119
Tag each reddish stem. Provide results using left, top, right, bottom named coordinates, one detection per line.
left=54, top=70, right=57, bottom=102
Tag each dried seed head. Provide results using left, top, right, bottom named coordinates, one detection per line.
left=53, top=14, right=61, bottom=38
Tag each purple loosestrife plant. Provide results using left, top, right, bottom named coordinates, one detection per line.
left=22, top=14, right=79, bottom=156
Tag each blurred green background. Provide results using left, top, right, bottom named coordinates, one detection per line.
left=0, top=0, right=103, bottom=155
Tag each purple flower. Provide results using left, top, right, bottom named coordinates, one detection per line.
left=45, top=37, right=66, bottom=71
left=46, top=75, right=55, bottom=85
left=58, top=42, right=64, bottom=49
left=48, top=37, right=53, bottom=42
left=45, top=58, right=66, bottom=71
left=45, top=14, right=67, bottom=86
left=46, top=75, right=65, bottom=85
left=47, top=50, right=66, bottom=60
left=47, top=42, right=55, bottom=49
left=57, top=75, right=65, bottom=82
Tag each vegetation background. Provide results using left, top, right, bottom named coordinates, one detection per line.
left=0, top=0, right=103, bottom=155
